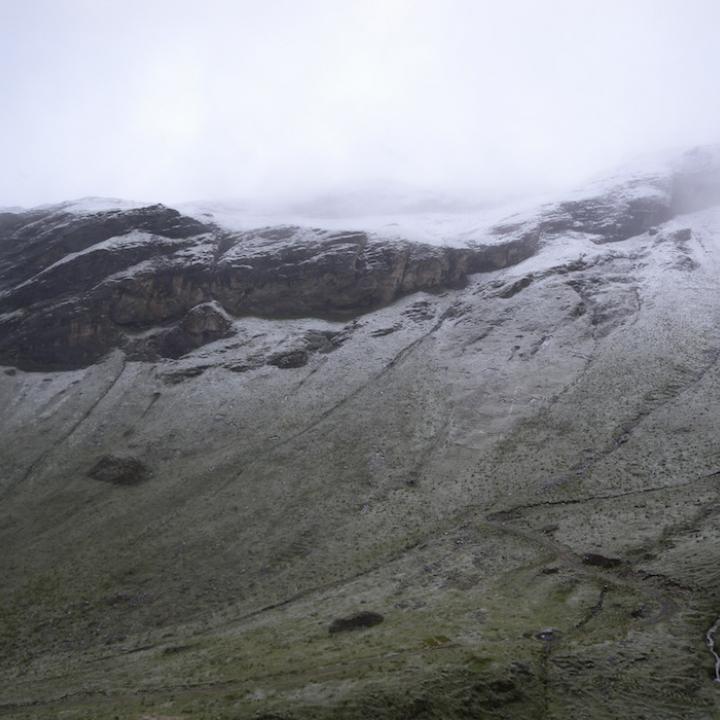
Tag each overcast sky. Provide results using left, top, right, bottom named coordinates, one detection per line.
left=1, top=0, right=719, bottom=209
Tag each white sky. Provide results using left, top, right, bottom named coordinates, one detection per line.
left=1, top=0, right=719, bottom=209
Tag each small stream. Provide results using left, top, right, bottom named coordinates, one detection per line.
left=706, top=617, right=720, bottom=683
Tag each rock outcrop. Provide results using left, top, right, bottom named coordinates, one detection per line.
left=87, top=455, right=149, bottom=486
left=0, top=209, right=537, bottom=370
left=3, top=148, right=720, bottom=371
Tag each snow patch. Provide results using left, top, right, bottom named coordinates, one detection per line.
left=40, top=231, right=180, bottom=273
left=176, top=201, right=543, bottom=248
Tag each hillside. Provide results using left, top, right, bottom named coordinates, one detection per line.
left=1, top=148, right=720, bottom=719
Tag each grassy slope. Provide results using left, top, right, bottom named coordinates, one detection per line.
left=2, top=216, right=720, bottom=719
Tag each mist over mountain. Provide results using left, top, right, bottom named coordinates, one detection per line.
left=3, top=2, right=720, bottom=719
left=3, top=1, right=720, bottom=208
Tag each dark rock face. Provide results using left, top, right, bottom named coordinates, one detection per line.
left=87, top=455, right=149, bottom=486
left=328, top=611, right=384, bottom=634
left=543, top=189, right=672, bottom=243
left=0, top=203, right=207, bottom=291
left=492, top=148, right=720, bottom=247
left=0, top=207, right=538, bottom=371
left=267, top=349, right=309, bottom=369
left=1, top=149, right=718, bottom=371
left=207, top=230, right=536, bottom=320
left=489, top=188, right=670, bottom=248
left=303, top=328, right=350, bottom=352
left=497, top=274, right=534, bottom=299
left=127, top=301, right=234, bottom=360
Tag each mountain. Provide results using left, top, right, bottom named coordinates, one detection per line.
left=2, top=147, right=720, bottom=719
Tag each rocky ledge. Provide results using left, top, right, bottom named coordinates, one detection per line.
left=0, top=208, right=536, bottom=370
left=1, top=147, right=719, bottom=371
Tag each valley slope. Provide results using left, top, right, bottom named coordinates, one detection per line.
left=2, top=149, right=720, bottom=719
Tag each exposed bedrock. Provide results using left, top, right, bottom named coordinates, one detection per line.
left=0, top=213, right=537, bottom=370
left=1, top=146, right=719, bottom=371
left=492, top=145, right=720, bottom=245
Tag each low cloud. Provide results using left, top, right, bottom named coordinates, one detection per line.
left=1, top=0, right=719, bottom=210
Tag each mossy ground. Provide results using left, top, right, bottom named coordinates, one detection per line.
left=4, top=221, right=720, bottom=718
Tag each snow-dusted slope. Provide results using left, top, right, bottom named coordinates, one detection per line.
left=2, top=148, right=720, bottom=720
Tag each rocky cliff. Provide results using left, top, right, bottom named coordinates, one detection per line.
left=1, top=148, right=720, bottom=720
left=6, top=147, right=718, bottom=372
left=0, top=205, right=538, bottom=370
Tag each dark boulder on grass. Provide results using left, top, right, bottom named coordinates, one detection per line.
left=329, top=611, right=384, bottom=634
left=582, top=553, right=622, bottom=569
left=88, top=455, right=149, bottom=486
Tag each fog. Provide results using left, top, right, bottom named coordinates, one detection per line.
left=1, top=0, right=719, bottom=211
